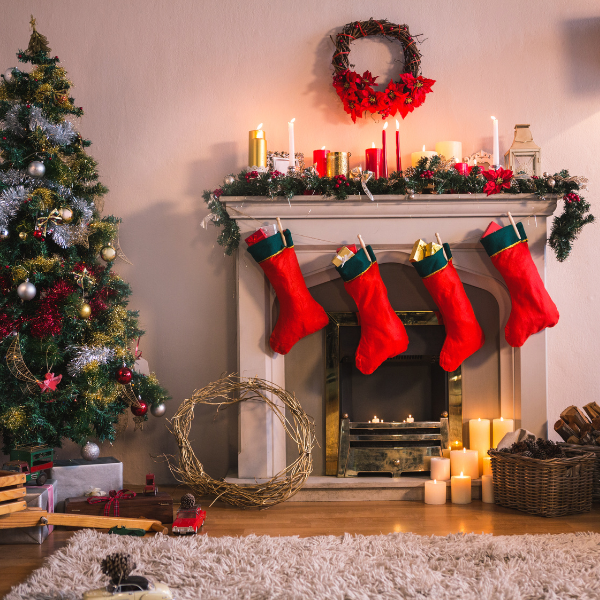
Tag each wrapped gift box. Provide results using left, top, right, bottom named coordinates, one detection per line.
left=65, top=490, right=173, bottom=523
left=0, top=479, right=56, bottom=544
left=51, top=457, right=123, bottom=510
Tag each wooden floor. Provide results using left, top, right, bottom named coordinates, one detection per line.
left=2, top=494, right=600, bottom=597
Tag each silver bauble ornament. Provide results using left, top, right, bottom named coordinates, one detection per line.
left=151, top=403, right=166, bottom=417
left=100, top=245, right=117, bottom=262
left=17, top=280, right=36, bottom=300
left=27, top=161, right=46, bottom=178
left=81, top=441, right=100, bottom=461
left=58, top=207, right=73, bottom=223
left=224, top=175, right=235, bottom=185
left=0, top=228, right=9, bottom=240
left=3, top=68, right=16, bottom=83
left=547, top=177, right=555, bottom=188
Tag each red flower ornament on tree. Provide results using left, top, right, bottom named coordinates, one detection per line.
left=483, top=168, right=513, bottom=196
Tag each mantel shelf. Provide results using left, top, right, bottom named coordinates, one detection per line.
left=223, top=194, right=558, bottom=220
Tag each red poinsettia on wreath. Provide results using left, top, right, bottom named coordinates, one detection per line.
left=333, top=69, right=435, bottom=123
left=482, top=167, right=514, bottom=196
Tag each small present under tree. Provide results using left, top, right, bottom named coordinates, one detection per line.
left=0, top=18, right=169, bottom=452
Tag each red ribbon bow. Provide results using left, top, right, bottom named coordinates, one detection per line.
left=86, top=489, right=136, bottom=516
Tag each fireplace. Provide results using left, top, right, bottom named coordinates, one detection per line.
left=225, top=194, right=557, bottom=480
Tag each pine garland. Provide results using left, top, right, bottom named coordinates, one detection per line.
left=203, top=159, right=593, bottom=261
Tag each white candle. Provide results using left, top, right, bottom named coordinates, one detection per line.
left=482, top=456, right=492, bottom=477
left=411, top=145, right=437, bottom=167
left=425, top=479, right=447, bottom=505
left=491, top=116, right=499, bottom=167
left=406, top=415, right=414, bottom=423
left=451, top=472, right=472, bottom=504
left=493, top=417, right=514, bottom=448
left=372, top=416, right=380, bottom=423
left=435, top=141, right=463, bottom=163
left=469, top=418, right=490, bottom=476
left=450, top=448, right=479, bottom=480
left=482, top=475, right=494, bottom=503
left=288, top=117, right=295, bottom=170
left=430, top=457, right=450, bottom=481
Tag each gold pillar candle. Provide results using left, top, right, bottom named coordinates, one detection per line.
left=326, top=152, right=351, bottom=177
left=248, top=124, right=267, bottom=167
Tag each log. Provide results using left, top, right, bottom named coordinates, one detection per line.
left=554, top=419, right=578, bottom=442
left=567, top=436, right=581, bottom=445
left=561, top=406, right=592, bottom=430
left=584, top=402, right=600, bottom=420
left=592, top=417, right=600, bottom=430
left=580, top=432, right=595, bottom=445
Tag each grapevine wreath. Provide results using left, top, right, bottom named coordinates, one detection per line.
left=332, top=18, right=435, bottom=123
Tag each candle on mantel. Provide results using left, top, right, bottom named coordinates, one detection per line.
left=450, top=448, right=478, bottom=479
left=425, top=479, right=447, bottom=505
left=288, top=118, right=296, bottom=171
left=371, top=416, right=380, bottom=423
left=248, top=123, right=267, bottom=168
left=382, top=122, right=389, bottom=178
left=313, top=146, right=330, bottom=177
left=451, top=440, right=463, bottom=451
left=469, top=418, right=491, bottom=476
left=482, top=456, right=492, bottom=477
left=493, top=417, right=514, bottom=448
left=491, top=116, right=499, bottom=167
left=435, top=141, right=463, bottom=163
left=395, top=120, right=401, bottom=172
left=451, top=472, right=472, bottom=504
left=406, top=415, right=414, bottom=423
left=442, top=448, right=451, bottom=459
left=482, top=475, right=494, bottom=503
left=430, top=457, right=450, bottom=481
left=411, top=145, right=437, bottom=168
left=365, top=142, right=383, bottom=179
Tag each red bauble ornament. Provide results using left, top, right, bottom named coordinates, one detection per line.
left=131, top=400, right=148, bottom=416
left=116, top=366, right=133, bottom=384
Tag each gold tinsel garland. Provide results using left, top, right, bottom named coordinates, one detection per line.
left=167, top=374, right=316, bottom=509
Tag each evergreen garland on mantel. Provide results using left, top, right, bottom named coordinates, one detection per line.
left=202, top=156, right=593, bottom=262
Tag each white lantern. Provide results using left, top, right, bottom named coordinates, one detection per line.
left=504, top=124, right=541, bottom=178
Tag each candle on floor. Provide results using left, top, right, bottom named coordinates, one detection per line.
left=248, top=123, right=267, bottom=167
left=492, top=417, right=514, bottom=448
left=313, top=146, right=329, bottom=177
left=435, top=141, right=462, bottom=163
left=365, top=142, right=383, bottom=179
left=371, top=416, right=380, bottom=423
left=469, top=418, right=490, bottom=476
left=430, top=457, right=450, bottom=481
left=406, top=415, right=414, bottom=423
left=482, top=475, right=494, bottom=503
left=382, top=122, right=389, bottom=178
left=450, top=448, right=478, bottom=480
left=425, top=479, right=447, bottom=505
left=395, top=120, right=401, bottom=172
left=491, top=116, right=499, bottom=167
left=411, top=145, right=437, bottom=168
left=482, top=456, right=492, bottom=477
left=288, top=118, right=296, bottom=170
left=451, top=472, right=472, bottom=504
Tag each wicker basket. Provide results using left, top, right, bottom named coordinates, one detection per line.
left=488, top=449, right=595, bottom=517
left=559, top=443, right=600, bottom=501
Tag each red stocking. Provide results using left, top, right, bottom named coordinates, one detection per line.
left=481, top=221, right=559, bottom=347
left=335, top=245, right=408, bottom=374
left=413, top=243, right=485, bottom=371
left=247, top=229, right=329, bottom=355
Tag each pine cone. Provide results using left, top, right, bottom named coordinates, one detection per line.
left=535, top=451, right=547, bottom=460
left=180, top=493, right=196, bottom=509
left=101, top=553, right=136, bottom=584
left=521, top=451, right=534, bottom=458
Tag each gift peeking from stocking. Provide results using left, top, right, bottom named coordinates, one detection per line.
left=246, top=221, right=329, bottom=355
left=480, top=218, right=559, bottom=347
left=333, top=236, right=409, bottom=374
left=410, top=237, right=485, bottom=372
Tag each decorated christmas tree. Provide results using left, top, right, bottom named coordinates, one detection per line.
left=0, top=19, right=169, bottom=453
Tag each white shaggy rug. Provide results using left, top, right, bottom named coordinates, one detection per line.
left=7, top=529, right=600, bottom=599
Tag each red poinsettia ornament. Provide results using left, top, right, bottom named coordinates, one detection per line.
left=482, top=168, right=514, bottom=196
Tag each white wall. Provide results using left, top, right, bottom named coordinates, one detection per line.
left=1, top=0, right=598, bottom=482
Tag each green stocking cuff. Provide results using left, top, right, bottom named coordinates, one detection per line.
left=480, top=222, right=527, bottom=257
left=413, top=243, right=452, bottom=279
left=247, top=229, right=293, bottom=263
left=336, top=245, right=377, bottom=282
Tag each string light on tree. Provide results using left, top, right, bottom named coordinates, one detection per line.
left=0, top=228, right=9, bottom=240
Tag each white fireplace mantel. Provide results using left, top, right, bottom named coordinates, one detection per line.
left=225, top=194, right=558, bottom=479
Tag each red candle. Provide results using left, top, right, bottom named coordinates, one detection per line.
left=313, top=147, right=330, bottom=177
left=395, top=119, right=401, bottom=173
left=454, top=163, right=469, bottom=176
left=382, top=122, right=388, bottom=178
left=365, top=143, right=383, bottom=179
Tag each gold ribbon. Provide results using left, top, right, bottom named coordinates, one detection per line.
left=36, top=209, right=63, bottom=236
left=349, top=167, right=374, bottom=201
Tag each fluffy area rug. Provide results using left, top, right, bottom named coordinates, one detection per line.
left=7, top=529, right=600, bottom=599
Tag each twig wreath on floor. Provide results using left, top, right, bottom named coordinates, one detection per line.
left=167, top=374, right=316, bottom=508
left=332, top=19, right=435, bottom=122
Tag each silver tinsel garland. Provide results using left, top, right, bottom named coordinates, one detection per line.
left=3, top=105, right=77, bottom=146
left=0, top=185, right=26, bottom=227
left=67, top=345, right=115, bottom=376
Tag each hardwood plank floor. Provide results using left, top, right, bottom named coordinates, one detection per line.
left=2, top=492, right=600, bottom=598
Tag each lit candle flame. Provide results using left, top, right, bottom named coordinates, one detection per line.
left=290, top=118, right=295, bottom=124
left=460, top=471, right=464, bottom=477
left=434, top=479, right=437, bottom=484
left=478, top=417, right=481, bottom=421
left=491, top=116, right=497, bottom=121
left=372, top=142, right=376, bottom=148
left=409, top=415, right=412, bottom=418
left=396, top=119, right=400, bottom=130
left=500, top=417, right=504, bottom=421
left=321, top=145, right=326, bottom=150
left=383, top=122, right=388, bottom=130
left=463, top=448, right=466, bottom=453
left=257, top=123, right=263, bottom=130
left=422, top=144, right=426, bottom=151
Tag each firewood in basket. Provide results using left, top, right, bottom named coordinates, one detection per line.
left=561, top=406, right=592, bottom=430
left=584, top=402, right=600, bottom=420
left=592, top=417, right=600, bottom=430
left=554, top=418, right=578, bottom=442
left=580, top=431, right=595, bottom=445
left=567, top=435, right=581, bottom=445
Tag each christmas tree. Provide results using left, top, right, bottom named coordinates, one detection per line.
left=0, top=18, right=169, bottom=452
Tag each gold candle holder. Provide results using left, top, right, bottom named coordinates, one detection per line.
left=326, top=152, right=351, bottom=177
left=249, top=128, right=267, bottom=167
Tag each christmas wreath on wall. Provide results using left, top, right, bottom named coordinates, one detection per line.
left=332, top=19, right=435, bottom=123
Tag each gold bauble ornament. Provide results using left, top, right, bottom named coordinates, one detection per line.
left=58, top=207, right=73, bottom=223
left=100, top=245, right=117, bottom=262
left=19, top=232, right=27, bottom=240
left=79, top=302, right=92, bottom=318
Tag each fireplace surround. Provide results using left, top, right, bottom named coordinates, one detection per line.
left=225, top=194, right=557, bottom=479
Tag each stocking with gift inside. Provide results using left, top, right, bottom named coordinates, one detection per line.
left=480, top=221, right=559, bottom=347
left=412, top=243, right=485, bottom=371
left=247, top=229, right=329, bottom=355
left=335, top=244, right=408, bottom=374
